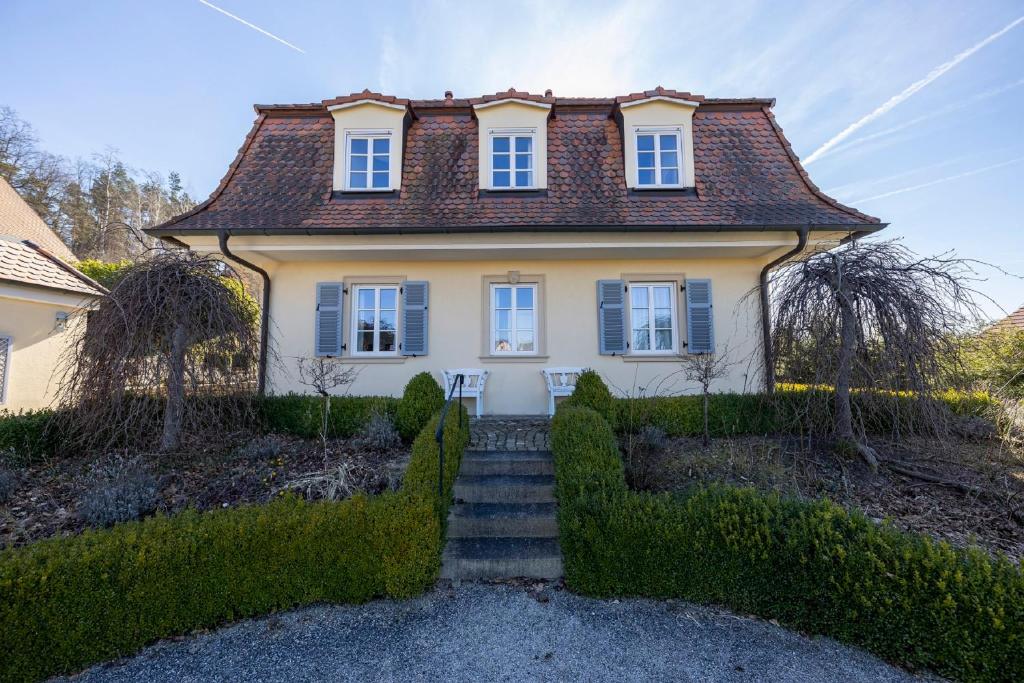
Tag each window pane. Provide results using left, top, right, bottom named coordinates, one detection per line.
left=631, top=286, right=649, bottom=307
left=372, top=172, right=389, bottom=188
left=380, top=288, right=396, bottom=309
left=659, top=134, right=678, bottom=151
left=515, top=153, right=531, bottom=170
left=350, top=155, right=367, bottom=171
left=372, top=138, right=389, bottom=154
left=661, top=168, right=679, bottom=185
left=372, top=155, right=389, bottom=171
left=653, top=286, right=672, bottom=308
left=655, top=329, right=673, bottom=351
left=357, top=331, right=374, bottom=352
left=515, top=286, right=534, bottom=308
left=493, top=154, right=510, bottom=170
left=379, top=330, right=396, bottom=352
left=637, top=134, right=655, bottom=151
left=660, top=151, right=678, bottom=169
left=495, top=309, right=511, bottom=329
left=493, top=171, right=510, bottom=187
left=493, top=136, right=510, bottom=153
left=358, top=288, right=375, bottom=308
left=379, top=310, right=396, bottom=331
left=357, top=310, right=375, bottom=331
left=633, top=329, right=650, bottom=351
left=638, top=169, right=655, bottom=185
left=516, top=309, right=534, bottom=330
left=515, top=171, right=531, bottom=187
left=494, top=332, right=512, bottom=352
left=632, top=307, right=650, bottom=331
left=515, top=136, right=532, bottom=153
left=494, top=287, right=511, bottom=308
left=349, top=171, right=367, bottom=188
left=654, top=311, right=672, bottom=329
left=350, top=138, right=368, bottom=154
left=637, top=152, right=655, bottom=169
left=517, top=331, right=535, bottom=352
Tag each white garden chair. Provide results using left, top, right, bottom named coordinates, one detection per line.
left=541, top=367, right=586, bottom=416
left=443, top=368, right=490, bottom=418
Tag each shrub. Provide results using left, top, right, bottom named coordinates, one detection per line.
left=77, top=455, right=159, bottom=527
left=0, top=409, right=60, bottom=465
left=260, top=394, right=399, bottom=439
left=563, top=369, right=613, bottom=422
left=551, top=404, right=1024, bottom=682
left=360, top=410, right=401, bottom=451
left=622, top=424, right=666, bottom=490
left=395, top=372, right=444, bottom=442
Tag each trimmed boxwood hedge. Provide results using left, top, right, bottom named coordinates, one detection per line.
left=0, top=409, right=61, bottom=466
left=0, top=404, right=468, bottom=682
left=552, top=404, right=1024, bottom=682
left=395, top=372, right=445, bottom=442
left=259, top=394, right=400, bottom=439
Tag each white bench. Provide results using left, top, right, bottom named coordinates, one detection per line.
left=443, top=368, right=490, bottom=418
left=541, top=367, right=586, bottom=416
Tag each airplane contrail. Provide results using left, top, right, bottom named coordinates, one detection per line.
left=804, top=15, right=1024, bottom=165
left=197, top=0, right=305, bottom=54
left=852, top=156, right=1024, bottom=204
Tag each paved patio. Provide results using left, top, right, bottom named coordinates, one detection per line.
left=468, top=416, right=551, bottom=451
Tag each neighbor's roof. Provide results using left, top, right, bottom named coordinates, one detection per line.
left=995, top=304, right=1024, bottom=331
left=0, top=236, right=105, bottom=297
left=0, top=176, right=78, bottom=262
left=150, top=87, right=884, bottom=236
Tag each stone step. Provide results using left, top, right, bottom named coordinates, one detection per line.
left=447, top=502, right=558, bottom=538
left=463, top=450, right=554, bottom=459
left=440, top=537, right=563, bottom=580
left=460, top=455, right=554, bottom=477
left=452, top=474, right=556, bottom=504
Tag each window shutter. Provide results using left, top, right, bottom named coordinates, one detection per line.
left=401, top=281, right=429, bottom=356
left=0, top=337, right=9, bottom=404
left=685, top=279, right=714, bottom=353
left=597, top=280, right=627, bottom=355
left=315, top=283, right=343, bottom=357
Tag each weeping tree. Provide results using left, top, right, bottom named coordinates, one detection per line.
left=770, top=240, right=984, bottom=468
left=56, top=251, right=260, bottom=452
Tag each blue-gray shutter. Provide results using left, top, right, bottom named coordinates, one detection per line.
left=401, top=281, right=429, bottom=356
left=685, top=279, right=714, bottom=353
left=315, top=282, right=343, bottom=356
left=597, top=279, right=627, bottom=355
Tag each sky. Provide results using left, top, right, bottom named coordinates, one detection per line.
left=1, top=0, right=1022, bottom=319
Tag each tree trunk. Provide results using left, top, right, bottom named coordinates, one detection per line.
left=160, top=323, right=188, bottom=452
left=835, top=289, right=856, bottom=442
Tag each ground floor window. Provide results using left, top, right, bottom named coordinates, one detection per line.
left=491, top=283, right=537, bottom=355
left=629, top=283, right=677, bottom=353
left=352, top=285, right=398, bottom=355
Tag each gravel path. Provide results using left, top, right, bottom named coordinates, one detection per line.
left=68, top=582, right=925, bottom=682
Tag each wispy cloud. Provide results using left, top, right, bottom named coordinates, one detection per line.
left=851, top=156, right=1024, bottom=204
left=197, top=0, right=305, bottom=54
left=822, top=156, right=969, bottom=197
left=804, top=14, right=1024, bottom=165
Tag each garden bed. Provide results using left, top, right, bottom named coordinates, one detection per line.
left=625, top=433, right=1024, bottom=562
left=0, top=433, right=408, bottom=549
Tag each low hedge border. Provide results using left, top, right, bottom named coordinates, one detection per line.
left=552, top=404, right=1024, bottom=682
left=0, top=404, right=468, bottom=682
left=259, top=394, right=400, bottom=439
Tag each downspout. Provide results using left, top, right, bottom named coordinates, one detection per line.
left=218, top=231, right=270, bottom=397
left=760, top=224, right=809, bottom=393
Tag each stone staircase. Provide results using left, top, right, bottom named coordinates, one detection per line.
left=441, top=418, right=562, bottom=580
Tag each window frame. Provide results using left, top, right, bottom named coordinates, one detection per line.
left=350, top=284, right=400, bottom=357
left=489, top=128, right=537, bottom=190
left=489, top=283, right=539, bottom=356
left=634, top=127, right=684, bottom=189
left=344, top=130, right=393, bottom=192
left=627, top=281, right=679, bottom=355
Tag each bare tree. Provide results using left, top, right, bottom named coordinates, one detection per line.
left=296, top=357, right=359, bottom=461
left=770, top=239, right=984, bottom=468
left=680, top=350, right=734, bottom=447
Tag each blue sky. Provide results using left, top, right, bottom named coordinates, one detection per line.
left=2, top=0, right=1022, bottom=318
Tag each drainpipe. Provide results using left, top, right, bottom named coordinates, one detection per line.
left=760, top=224, right=809, bottom=394
left=218, top=231, right=270, bottom=397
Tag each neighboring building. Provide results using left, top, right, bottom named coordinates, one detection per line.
left=0, top=177, right=105, bottom=411
left=149, top=87, right=885, bottom=415
left=994, top=304, right=1024, bottom=331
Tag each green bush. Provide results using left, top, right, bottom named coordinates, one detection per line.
left=552, top=404, right=1024, bottom=682
left=0, top=404, right=469, bottom=682
left=563, top=369, right=613, bottom=423
left=395, top=372, right=444, bottom=442
left=0, top=409, right=61, bottom=466
left=260, top=394, right=399, bottom=439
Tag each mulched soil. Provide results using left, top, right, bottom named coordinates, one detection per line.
left=627, top=433, right=1024, bottom=562
left=0, top=434, right=408, bottom=549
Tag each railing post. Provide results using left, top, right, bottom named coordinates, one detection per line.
left=458, top=374, right=463, bottom=429
left=438, top=430, right=444, bottom=498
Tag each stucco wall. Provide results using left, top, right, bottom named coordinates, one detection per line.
left=266, top=257, right=763, bottom=415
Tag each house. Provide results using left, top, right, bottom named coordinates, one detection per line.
left=148, top=87, right=884, bottom=415
left=0, top=177, right=105, bottom=411
left=993, top=303, right=1024, bottom=331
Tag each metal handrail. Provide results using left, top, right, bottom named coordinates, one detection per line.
left=435, top=373, right=465, bottom=497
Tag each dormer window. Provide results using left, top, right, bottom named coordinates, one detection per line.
left=346, top=133, right=391, bottom=190
left=491, top=131, right=535, bottom=188
left=327, top=97, right=409, bottom=193
left=636, top=129, right=682, bottom=187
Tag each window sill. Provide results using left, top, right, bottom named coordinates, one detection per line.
left=331, top=190, right=399, bottom=201
left=621, top=354, right=683, bottom=363
left=478, top=189, right=547, bottom=198
left=627, top=187, right=696, bottom=198
left=479, top=355, right=549, bottom=364
left=345, top=356, right=407, bottom=364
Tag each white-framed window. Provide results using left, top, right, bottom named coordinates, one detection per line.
left=346, top=131, right=391, bottom=190
left=629, top=283, right=677, bottom=354
left=635, top=128, right=682, bottom=187
left=490, top=283, right=537, bottom=354
left=351, top=285, right=399, bottom=355
left=490, top=130, right=535, bottom=188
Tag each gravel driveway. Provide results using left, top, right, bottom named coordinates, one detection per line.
left=68, top=582, right=926, bottom=682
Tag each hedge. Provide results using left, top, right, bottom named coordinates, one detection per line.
left=0, top=404, right=468, bottom=682
left=259, top=394, right=400, bottom=439
left=0, top=409, right=61, bottom=466
left=395, top=372, right=445, bottom=442
left=552, top=404, right=1024, bottom=682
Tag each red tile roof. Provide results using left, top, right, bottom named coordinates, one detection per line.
left=995, top=304, right=1024, bottom=330
left=0, top=237, right=105, bottom=297
left=151, top=90, right=883, bottom=236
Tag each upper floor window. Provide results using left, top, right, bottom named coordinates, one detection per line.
left=491, top=131, right=535, bottom=189
left=636, top=129, right=682, bottom=187
left=347, top=133, right=391, bottom=190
